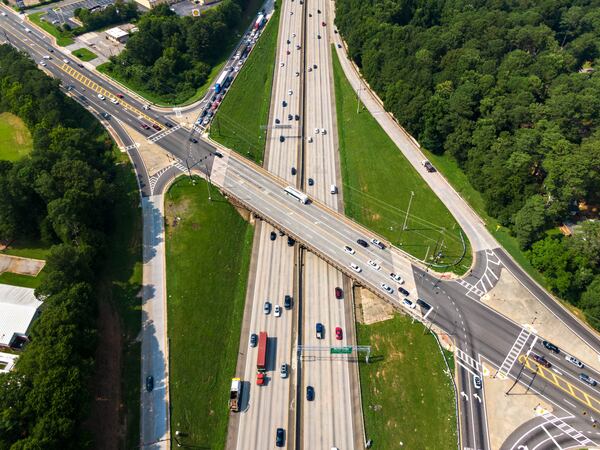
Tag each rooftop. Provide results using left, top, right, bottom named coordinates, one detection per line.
left=0, top=284, right=42, bottom=347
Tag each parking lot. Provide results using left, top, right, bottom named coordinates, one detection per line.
left=39, top=0, right=116, bottom=28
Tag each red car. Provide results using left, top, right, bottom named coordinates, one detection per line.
left=335, top=327, right=343, bottom=340
left=322, top=21, right=326, bottom=26
left=116, top=93, right=124, bottom=99
left=152, top=124, right=161, bottom=131
left=335, top=287, right=343, bottom=299
left=141, top=123, right=150, bottom=130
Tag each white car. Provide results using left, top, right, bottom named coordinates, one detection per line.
left=307, top=136, right=313, bottom=143
left=344, top=245, right=355, bottom=255
left=97, top=94, right=105, bottom=100
left=314, top=128, right=320, bottom=134
left=350, top=263, right=362, bottom=273
left=280, top=61, right=284, bottom=67
left=371, top=238, right=385, bottom=249
left=39, top=61, right=47, bottom=67
left=288, top=89, right=293, bottom=95
left=143, top=105, right=150, bottom=110
left=390, top=273, right=404, bottom=284
left=565, top=355, right=584, bottom=369
left=367, top=259, right=381, bottom=271
left=295, top=71, right=300, bottom=77
left=380, top=283, right=393, bottom=294
left=63, top=58, right=70, bottom=64
left=292, top=32, right=296, bottom=37
left=110, top=98, right=119, bottom=104
left=1, top=12, right=7, bottom=16
left=321, top=128, right=327, bottom=135
left=274, top=305, right=282, bottom=317
left=402, top=298, right=416, bottom=309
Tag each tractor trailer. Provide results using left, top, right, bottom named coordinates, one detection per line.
left=229, top=378, right=242, bottom=412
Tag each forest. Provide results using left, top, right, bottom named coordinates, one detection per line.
left=74, top=0, right=139, bottom=34
left=102, top=0, right=246, bottom=104
left=335, top=0, right=600, bottom=324
left=0, top=45, right=119, bottom=448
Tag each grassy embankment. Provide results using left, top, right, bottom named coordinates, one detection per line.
left=0, top=112, right=32, bottom=162
left=98, top=0, right=265, bottom=107
left=210, top=4, right=280, bottom=164
left=357, top=314, right=457, bottom=450
left=72, top=47, right=97, bottom=61
left=166, top=176, right=253, bottom=448
left=332, top=50, right=471, bottom=273
left=28, top=12, right=75, bottom=46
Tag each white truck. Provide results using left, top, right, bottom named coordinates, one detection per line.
left=229, top=378, right=242, bottom=412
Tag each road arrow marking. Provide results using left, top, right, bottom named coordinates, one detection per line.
left=461, top=391, right=468, bottom=401
left=473, top=393, right=482, bottom=403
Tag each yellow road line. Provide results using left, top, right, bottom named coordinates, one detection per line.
left=58, top=63, right=160, bottom=127
left=519, top=355, right=600, bottom=414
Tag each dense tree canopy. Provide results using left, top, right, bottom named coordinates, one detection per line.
left=74, top=0, right=139, bottom=34
left=336, top=0, right=600, bottom=322
left=103, top=0, right=247, bottom=103
left=0, top=45, right=118, bottom=449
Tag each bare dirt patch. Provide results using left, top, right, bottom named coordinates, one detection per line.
left=0, top=254, right=45, bottom=276
left=354, top=286, right=394, bottom=324
left=82, top=295, right=123, bottom=449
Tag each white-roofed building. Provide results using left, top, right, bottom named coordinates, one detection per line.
left=0, top=284, right=42, bottom=349
left=105, top=26, right=130, bottom=44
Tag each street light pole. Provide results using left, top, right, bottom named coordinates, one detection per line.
left=403, top=191, right=414, bottom=231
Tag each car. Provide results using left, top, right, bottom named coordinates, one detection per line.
left=202, top=118, right=210, bottom=125
left=164, top=121, right=173, bottom=128
left=189, top=137, right=198, bottom=143
left=143, top=105, right=151, bottom=110
left=335, top=327, right=343, bottom=340
left=380, top=283, right=393, bottom=294
left=580, top=373, right=597, bottom=386
left=295, top=114, right=300, bottom=121
left=287, top=237, right=295, bottom=246
left=422, top=159, right=436, bottom=172
left=141, top=123, right=150, bottom=130
left=542, top=340, right=560, bottom=354
left=250, top=333, right=258, bottom=347
left=43, top=55, right=51, bottom=60
left=40, top=61, right=47, bottom=67
left=270, top=231, right=277, bottom=241
left=308, top=136, right=313, bottom=143
left=350, top=263, right=362, bottom=273
left=201, top=109, right=208, bottom=118
left=287, top=50, right=290, bottom=55
left=152, top=124, right=161, bottom=131
left=371, top=238, right=385, bottom=249
left=279, top=230, right=285, bottom=236
left=308, top=178, right=314, bottom=186
left=24, top=27, right=31, bottom=33
left=288, top=114, right=293, bottom=120
left=399, top=287, right=410, bottom=297
left=284, top=295, right=292, bottom=309
left=317, top=8, right=321, bottom=13
left=390, top=273, right=404, bottom=284
left=357, top=239, right=369, bottom=248
left=288, top=89, right=293, bottom=95
left=335, top=287, right=343, bottom=299
left=100, top=112, right=110, bottom=119
left=317, top=34, right=321, bottom=39
left=63, top=58, right=70, bottom=64
left=291, top=167, right=297, bottom=175
left=473, top=375, right=482, bottom=389
left=306, top=385, right=315, bottom=401
left=214, top=151, right=223, bottom=158
left=344, top=245, right=355, bottom=255
left=146, top=375, right=154, bottom=392
left=48, top=48, right=54, bottom=53
left=307, top=67, right=313, bottom=72
left=295, top=71, right=300, bottom=77
left=316, top=322, right=324, bottom=339
left=292, top=32, right=296, bottom=37
left=97, top=94, right=106, bottom=100
left=274, top=305, right=282, bottom=317
left=263, top=301, right=271, bottom=314
left=314, top=64, right=318, bottom=69
left=416, top=299, right=431, bottom=310
left=314, top=127, right=320, bottom=134
left=77, top=63, right=84, bottom=68
left=565, top=355, right=584, bottom=369
left=322, top=21, right=326, bottom=26
left=279, top=136, right=285, bottom=143
left=337, top=43, right=342, bottom=48
left=367, top=259, right=381, bottom=270
left=280, top=363, right=288, bottom=378
left=275, top=428, right=285, bottom=447
left=0, top=12, right=6, bottom=16
left=79, top=95, right=87, bottom=101
left=402, top=298, right=416, bottom=309
left=275, top=118, right=280, bottom=124
left=282, top=100, right=287, bottom=107
left=531, top=354, right=551, bottom=368
left=280, top=61, right=285, bottom=67
left=296, top=44, right=301, bottom=49
left=116, top=93, right=124, bottom=99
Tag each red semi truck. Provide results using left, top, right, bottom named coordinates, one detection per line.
left=256, top=331, right=268, bottom=385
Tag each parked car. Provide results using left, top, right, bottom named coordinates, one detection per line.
left=287, top=237, right=295, bottom=247
left=402, top=298, right=416, bottom=309
left=308, top=177, right=314, bottom=186
left=380, top=283, right=393, bottom=294
left=390, top=273, right=404, bottom=284
left=399, top=287, right=410, bottom=297
left=416, top=299, right=431, bottom=310
left=316, top=322, right=324, bottom=339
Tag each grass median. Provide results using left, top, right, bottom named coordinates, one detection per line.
left=332, top=50, right=471, bottom=273
left=72, top=47, right=97, bottom=62
left=166, top=176, right=253, bottom=448
left=210, top=4, right=280, bottom=165
left=358, top=314, right=457, bottom=449
left=28, top=12, right=75, bottom=46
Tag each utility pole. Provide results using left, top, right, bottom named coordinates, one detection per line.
left=403, top=191, right=414, bottom=231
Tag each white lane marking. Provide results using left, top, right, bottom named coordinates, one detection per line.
left=562, top=398, right=577, bottom=409
left=497, top=328, right=532, bottom=379
left=540, top=425, right=564, bottom=450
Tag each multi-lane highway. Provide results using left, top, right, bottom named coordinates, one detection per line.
left=6, top=3, right=600, bottom=448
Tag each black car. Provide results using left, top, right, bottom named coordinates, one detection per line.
left=542, top=340, right=560, bottom=354
left=189, top=137, right=198, bottom=143
left=270, top=231, right=277, bottom=241
left=145, top=376, right=154, bottom=392
left=211, top=94, right=217, bottom=101
left=201, top=109, right=208, bottom=117
left=313, top=64, right=318, bottom=69
left=275, top=428, right=285, bottom=447
left=357, top=239, right=369, bottom=248
left=287, top=39, right=290, bottom=44
left=317, top=34, right=321, bottom=39
left=279, top=136, right=285, bottom=142
left=291, top=167, right=297, bottom=175
left=284, top=295, right=292, bottom=309
left=306, top=386, right=315, bottom=401
left=287, top=237, right=295, bottom=247
left=48, top=48, right=54, bottom=53
left=294, top=114, right=300, bottom=121
left=164, top=121, right=173, bottom=128
left=282, top=100, right=287, bottom=107
left=214, top=151, right=223, bottom=158
left=399, top=287, right=410, bottom=297
left=308, top=178, right=314, bottom=186
left=416, top=299, right=431, bottom=311
left=100, top=112, right=110, bottom=119
left=288, top=114, right=293, bottom=120
left=275, top=118, right=280, bottom=124
left=250, top=333, right=258, bottom=347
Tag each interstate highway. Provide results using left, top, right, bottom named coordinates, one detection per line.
left=6, top=4, right=600, bottom=448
